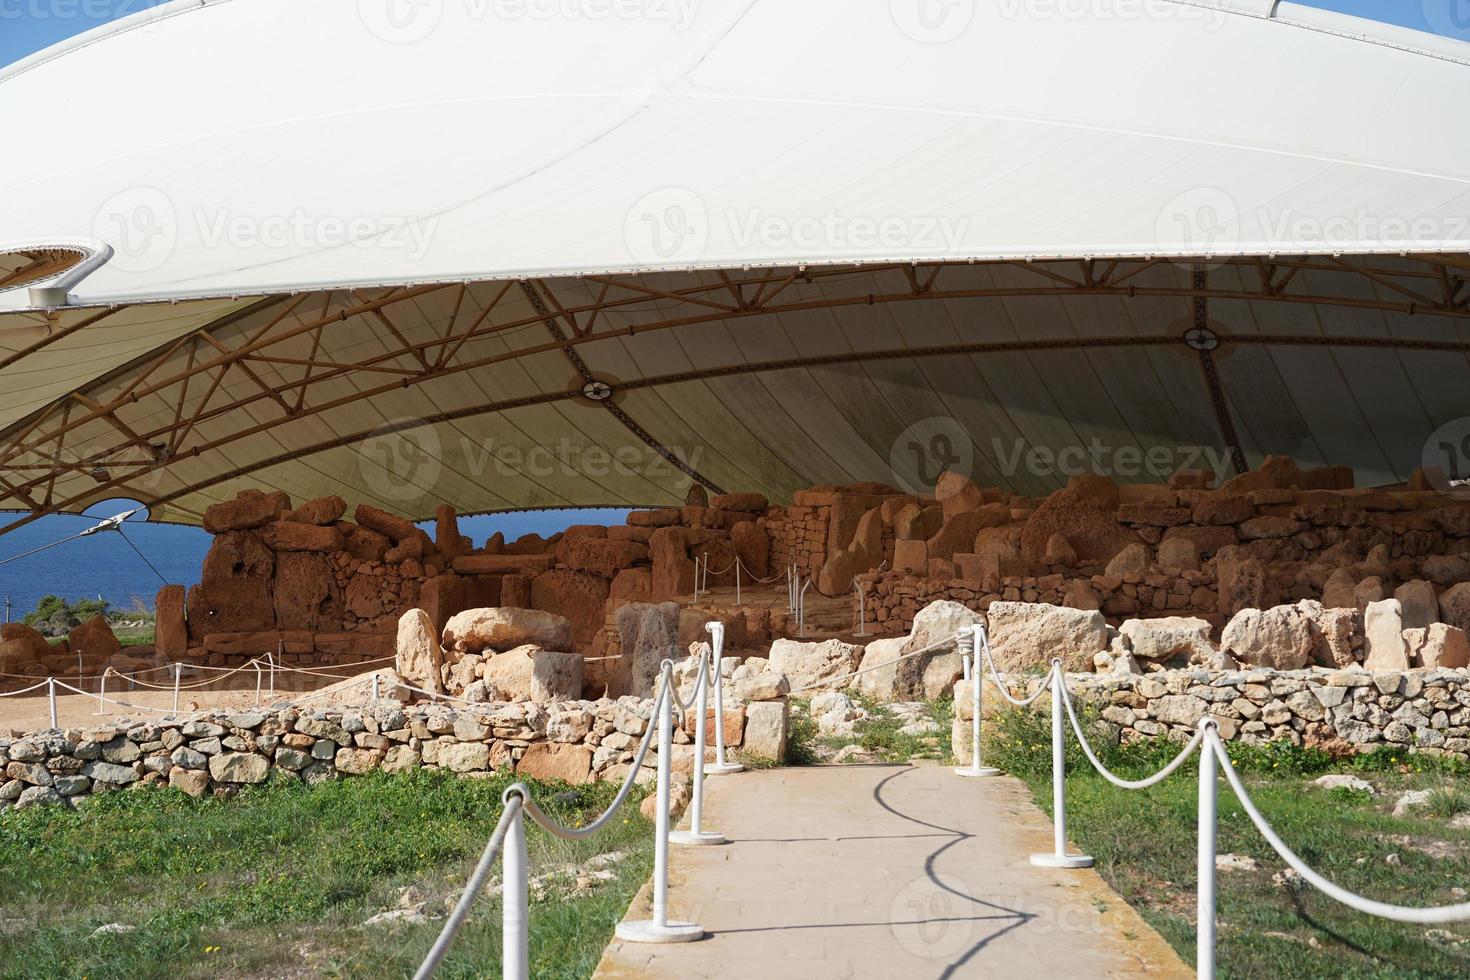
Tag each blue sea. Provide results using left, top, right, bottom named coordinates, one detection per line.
left=0, top=504, right=631, bottom=620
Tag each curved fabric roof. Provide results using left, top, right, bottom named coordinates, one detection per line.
left=0, top=1, right=1468, bottom=534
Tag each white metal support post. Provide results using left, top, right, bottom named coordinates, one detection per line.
left=671, top=638, right=727, bottom=846
left=704, top=622, right=743, bottom=775
left=1197, top=720, right=1219, bottom=979
left=615, top=664, right=705, bottom=943
left=502, top=793, right=530, bottom=979
left=954, top=626, right=1000, bottom=778
left=1029, top=660, right=1094, bottom=869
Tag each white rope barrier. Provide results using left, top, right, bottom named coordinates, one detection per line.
left=1057, top=676, right=1205, bottom=791
left=705, top=622, right=742, bottom=775
left=965, top=655, right=1470, bottom=978
left=671, top=636, right=726, bottom=846
left=0, top=678, right=50, bottom=696
left=416, top=658, right=706, bottom=977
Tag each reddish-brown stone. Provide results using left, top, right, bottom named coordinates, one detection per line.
left=711, top=492, right=769, bottom=513
left=342, top=524, right=391, bottom=562
left=556, top=536, right=649, bottom=577
left=203, top=492, right=287, bottom=533
left=501, top=574, right=532, bottom=608
left=732, top=521, right=769, bottom=579
left=284, top=496, right=346, bottom=526
left=274, top=552, right=344, bottom=631
left=354, top=504, right=419, bottom=543
left=530, top=569, right=611, bottom=648
left=649, top=526, right=695, bottom=599
left=155, top=584, right=188, bottom=659
left=262, top=521, right=344, bottom=553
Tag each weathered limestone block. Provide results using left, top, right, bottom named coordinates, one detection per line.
left=1105, top=542, right=1150, bottom=577
left=1363, top=599, right=1409, bottom=671
left=1440, top=582, right=1470, bottom=635
left=1118, top=617, right=1220, bottom=667
left=274, top=552, right=343, bottom=631
left=152, top=584, right=189, bottom=660
left=1220, top=603, right=1315, bottom=670
left=354, top=504, right=420, bottom=543
left=742, top=700, right=788, bottom=761
left=1322, top=568, right=1357, bottom=609
left=1403, top=624, right=1470, bottom=669
left=208, top=752, right=269, bottom=784
left=284, top=495, right=346, bottom=526
left=731, top=521, right=770, bottom=579
left=203, top=491, right=287, bottom=533
left=1019, top=475, right=1138, bottom=564
left=1394, top=580, right=1438, bottom=630
left=711, top=492, right=768, bottom=513
left=68, top=615, right=120, bottom=663
left=396, top=609, right=445, bottom=695
left=516, top=742, right=593, bottom=784
left=1216, top=554, right=1264, bottom=616
left=854, top=638, right=906, bottom=701
left=611, top=602, right=679, bottom=698
left=891, top=600, right=979, bottom=701
left=442, top=608, right=574, bottom=656
left=481, top=645, right=583, bottom=703
left=649, top=526, right=696, bottom=599
left=987, top=602, right=1106, bottom=673
left=1157, top=536, right=1199, bottom=571
left=530, top=569, right=610, bottom=648
left=556, top=535, right=648, bottom=577
left=189, top=530, right=276, bottom=639
left=262, top=521, right=344, bottom=553
left=768, top=638, right=862, bottom=694
left=344, top=525, right=392, bottom=562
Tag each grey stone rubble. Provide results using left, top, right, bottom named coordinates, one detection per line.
left=0, top=686, right=788, bottom=811
left=953, top=665, right=1470, bottom=756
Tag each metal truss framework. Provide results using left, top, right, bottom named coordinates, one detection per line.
left=2, top=254, right=1469, bottom=536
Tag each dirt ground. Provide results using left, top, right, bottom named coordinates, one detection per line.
left=0, top=668, right=392, bottom=735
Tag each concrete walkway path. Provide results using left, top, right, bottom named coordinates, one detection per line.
left=595, top=762, right=1190, bottom=979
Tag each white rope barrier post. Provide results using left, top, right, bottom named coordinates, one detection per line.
left=1030, top=660, right=1094, bottom=869
left=1197, top=719, right=1219, bottom=980
left=253, top=658, right=263, bottom=706
left=955, top=626, right=1000, bottom=778
left=173, top=662, right=182, bottom=714
left=616, top=663, right=705, bottom=944
left=96, top=668, right=109, bottom=716
left=734, top=560, right=741, bottom=606
left=503, top=789, right=531, bottom=980
left=671, top=636, right=727, bottom=846
left=47, top=677, right=57, bottom=729
left=371, top=672, right=381, bottom=702
left=705, top=622, right=743, bottom=775
left=798, top=578, right=812, bottom=637
left=854, top=582, right=867, bottom=637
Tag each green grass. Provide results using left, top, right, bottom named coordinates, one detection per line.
left=986, top=707, right=1470, bottom=979
left=0, top=769, right=652, bottom=979
left=785, top=695, right=952, bottom=766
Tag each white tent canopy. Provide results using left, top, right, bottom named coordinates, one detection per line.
left=2, top=0, right=1469, bottom=308
left=0, top=0, right=1467, bottom=533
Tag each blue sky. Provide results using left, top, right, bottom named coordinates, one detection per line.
left=1, top=0, right=1467, bottom=67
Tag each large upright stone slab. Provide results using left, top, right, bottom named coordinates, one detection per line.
left=768, top=638, right=862, bottom=695
left=1363, top=599, right=1409, bottom=671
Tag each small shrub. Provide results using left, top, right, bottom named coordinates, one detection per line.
left=1425, top=787, right=1470, bottom=819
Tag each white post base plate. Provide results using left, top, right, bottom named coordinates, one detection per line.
left=615, top=920, right=706, bottom=944
left=1029, top=853, right=1095, bottom=869
left=668, top=829, right=727, bottom=846
left=705, top=762, right=744, bottom=774
left=954, top=766, right=1002, bottom=778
